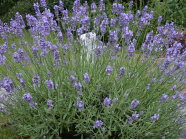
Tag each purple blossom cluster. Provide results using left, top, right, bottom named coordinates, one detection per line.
left=104, top=97, right=118, bottom=108
left=76, top=97, right=84, bottom=111
left=151, top=113, right=160, bottom=122
left=130, top=99, right=139, bottom=109
left=23, top=93, right=37, bottom=107
left=93, top=120, right=103, bottom=129
left=47, top=99, right=53, bottom=109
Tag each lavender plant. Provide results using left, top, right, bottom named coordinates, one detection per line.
left=0, top=0, right=185, bottom=138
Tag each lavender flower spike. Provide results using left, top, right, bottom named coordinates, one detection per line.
left=93, top=120, right=103, bottom=129
left=84, top=73, right=90, bottom=83
left=23, top=93, right=33, bottom=102
left=151, top=113, right=160, bottom=122
left=130, top=99, right=139, bottom=109
left=46, top=80, right=54, bottom=90
left=104, top=97, right=111, bottom=108
left=32, top=73, right=40, bottom=87
left=77, top=101, right=84, bottom=111
left=106, top=65, right=113, bottom=76
left=47, top=100, right=53, bottom=109
left=132, top=111, right=139, bottom=120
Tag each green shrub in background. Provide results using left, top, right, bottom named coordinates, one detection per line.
left=1, top=0, right=185, bottom=27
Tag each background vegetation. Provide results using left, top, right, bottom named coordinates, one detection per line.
left=0, top=0, right=185, bottom=27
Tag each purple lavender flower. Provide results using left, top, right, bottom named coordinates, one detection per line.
left=11, top=43, right=16, bottom=50
left=93, top=120, right=103, bottom=129
left=171, top=91, right=179, bottom=101
left=136, top=10, right=141, bottom=18
left=117, top=4, right=124, bottom=14
left=171, top=85, right=177, bottom=91
left=47, top=99, right=53, bottom=109
left=16, top=73, right=22, bottom=79
left=48, top=72, right=52, bottom=78
left=132, top=111, right=139, bottom=120
left=29, top=102, right=38, bottom=108
left=124, top=93, right=129, bottom=99
left=118, top=67, right=125, bottom=79
left=32, top=46, right=38, bottom=59
left=32, top=73, right=40, bottom=87
left=112, top=3, right=117, bottom=14
left=119, top=13, right=129, bottom=26
left=109, top=30, right=118, bottom=43
left=40, top=0, right=47, bottom=8
left=146, top=84, right=150, bottom=90
left=13, top=52, right=20, bottom=63
left=53, top=50, right=61, bottom=62
left=23, top=93, right=33, bottom=102
left=57, top=31, right=63, bottom=44
left=128, top=117, right=133, bottom=124
left=18, top=48, right=24, bottom=61
left=91, top=2, right=97, bottom=13
left=110, top=18, right=116, bottom=28
left=140, top=111, right=144, bottom=115
left=130, top=99, right=139, bottom=109
left=59, top=0, right=64, bottom=12
left=83, top=73, right=90, bottom=83
left=128, top=0, right=133, bottom=9
left=106, top=65, right=113, bottom=76
left=70, top=75, right=76, bottom=85
left=66, top=27, right=73, bottom=42
left=158, top=16, right=162, bottom=25
left=100, top=19, right=108, bottom=34
left=0, top=54, right=6, bottom=65
left=20, top=78, right=26, bottom=89
left=112, top=97, right=118, bottom=103
left=77, top=100, right=84, bottom=111
left=151, top=113, right=160, bottom=122
left=75, top=82, right=82, bottom=95
left=104, top=97, right=111, bottom=108
left=99, top=0, right=105, bottom=12
left=3, top=77, right=14, bottom=94
left=159, top=94, right=169, bottom=103
left=128, top=41, right=135, bottom=60
left=54, top=5, right=59, bottom=17
left=46, top=80, right=54, bottom=90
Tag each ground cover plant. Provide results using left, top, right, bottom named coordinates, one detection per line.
left=0, top=0, right=185, bottom=138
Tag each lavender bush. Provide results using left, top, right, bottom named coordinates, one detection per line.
left=0, top=0, right=185, bottom=138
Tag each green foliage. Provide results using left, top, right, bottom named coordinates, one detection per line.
left=0, top=0, right=37, bottom=23
left=165, top=0, right=186, bottom=27
left=136, top=0, right=186, bottom=27
left=0, top=115, right=21, bottom=139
